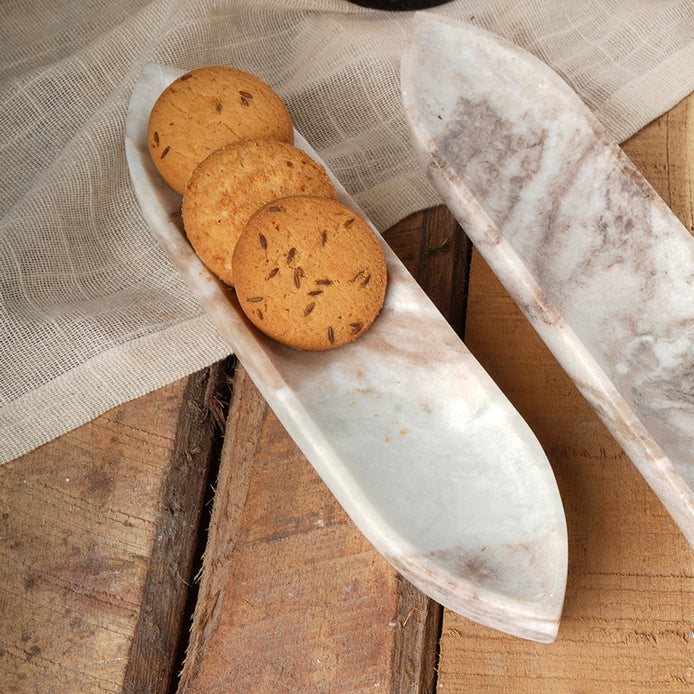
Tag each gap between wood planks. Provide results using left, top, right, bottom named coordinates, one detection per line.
left=122, top=357, right=235, bottom=694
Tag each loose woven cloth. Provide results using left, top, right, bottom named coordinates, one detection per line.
left=2, top=0, right=693, bottom=464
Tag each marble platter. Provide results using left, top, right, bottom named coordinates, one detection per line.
left=125, top=63, right=568, bottom=642
left=402, top=14, right=694, bottom=546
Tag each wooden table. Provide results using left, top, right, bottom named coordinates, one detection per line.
left=1, top=92, right=692, bottom=693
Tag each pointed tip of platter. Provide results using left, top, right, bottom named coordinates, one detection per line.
left=388, top=523, right=567, bottom=643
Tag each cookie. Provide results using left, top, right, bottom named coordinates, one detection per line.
left=181, top=138, right=338, bottom=286
left=148, top=65, right=294, bottom=194
left=232, top=195, right=388, bottom=350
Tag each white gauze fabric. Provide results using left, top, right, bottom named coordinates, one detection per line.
left=1, top=0, right=693, bottom=464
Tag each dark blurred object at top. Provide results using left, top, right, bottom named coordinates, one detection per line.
left=347, top=0, right=453, bottom=10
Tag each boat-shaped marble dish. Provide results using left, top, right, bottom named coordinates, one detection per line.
left=402, top=14, right=694, bottom=546
left=125, top=63, right=568, bottom=642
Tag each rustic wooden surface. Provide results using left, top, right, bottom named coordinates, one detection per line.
left=0, top=91, right=691, bottom=693
left=0, top=365, right=232, bottom=694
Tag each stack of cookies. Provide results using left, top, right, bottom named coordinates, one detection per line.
left=148, top=65, right=387, bottom=351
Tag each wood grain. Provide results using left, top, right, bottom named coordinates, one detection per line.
left=435, top=92, right=694, bottom=693
left=123, top=361, right=231, bottom=693
left=178, top=365, right=401, bottom=693
left=0, top=363, right=230, bottom=694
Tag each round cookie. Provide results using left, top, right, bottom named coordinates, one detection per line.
left=148, top=65, right=294, bottom=194
left=182, top=138, right=337, bottom=286
left=232, top=195, right=388, bottom=351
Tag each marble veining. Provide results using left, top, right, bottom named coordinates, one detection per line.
left=402, top=14, right=694, bottom=544
left=125, top=63, right=568, bottom=642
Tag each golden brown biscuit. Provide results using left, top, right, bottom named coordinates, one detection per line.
left=148, top=65, right=294, bottom=194
left=181, top=139, right=337, bottom=286
left=232, top=195, right=387, bottom=351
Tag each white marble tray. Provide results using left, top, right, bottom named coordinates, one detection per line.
left=125, top=63, right=568, bottom=642
left=402, top=14, right=694, bottom=546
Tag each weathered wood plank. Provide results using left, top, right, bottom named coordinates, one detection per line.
left=435, top=93, right=694, bottom=692
left=385, top=205, right=471, bottom=336
left=124, top=361, right=231, bottom=694
left=179, top=366, right=401, bottom=693
left=0, top=362, right=230, bottom=694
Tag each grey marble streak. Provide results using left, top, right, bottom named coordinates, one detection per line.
left=442, top=92, right=694, bottom=482
left=403, top=13, right=694, bottom=538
